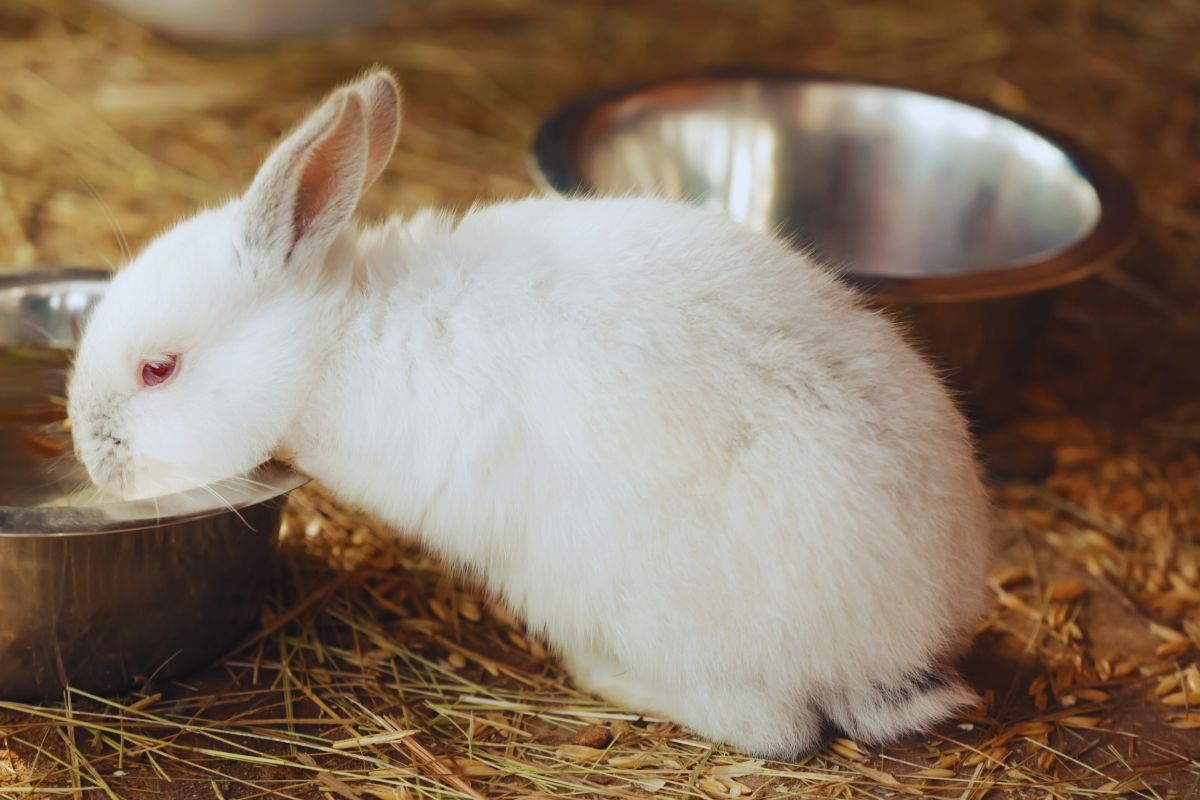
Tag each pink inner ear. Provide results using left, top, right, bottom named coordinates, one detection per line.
left=294, top=131, right=345, bottom=241
left=291, top=93, right=367, bottom=250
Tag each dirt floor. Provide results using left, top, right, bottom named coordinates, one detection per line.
left=1, top=0, right=1199, bottom=797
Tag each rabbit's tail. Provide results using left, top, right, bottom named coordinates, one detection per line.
left=822, top=667, right=978, bottom=744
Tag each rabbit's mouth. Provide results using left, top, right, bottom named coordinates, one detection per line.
left=71, top=423, right=188, bottom=502
left=71, top=424, right=131, bottom=499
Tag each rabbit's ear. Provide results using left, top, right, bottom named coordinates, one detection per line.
left=346, top=69, right=401, bottom=189
left=239, top=86, right=369, bottom=274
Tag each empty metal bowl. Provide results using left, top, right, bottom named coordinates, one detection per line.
left=532, top=70, right=1138, bottom=422
left=0, top=269, right=307, bottom=700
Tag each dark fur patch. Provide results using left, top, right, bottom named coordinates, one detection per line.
left=815, top=703, right=847, bottom=742
left=873, top=666, right=952, bottom=710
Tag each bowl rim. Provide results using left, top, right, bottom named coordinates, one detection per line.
left=0, top=268, right=310, bottom=537
left=530, top=67, right=1140, bottom=303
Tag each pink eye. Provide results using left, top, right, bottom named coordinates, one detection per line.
left=140, top=355, right=178, bottom=387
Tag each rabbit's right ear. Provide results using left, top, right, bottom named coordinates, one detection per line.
left=237, top=70, right=401, bottom=278
left=351, top=69, right=401, bottom=189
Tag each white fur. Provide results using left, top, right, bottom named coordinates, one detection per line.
left=68, top=71, right=990, bottom=757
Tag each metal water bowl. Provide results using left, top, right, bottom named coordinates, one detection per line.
left=0, top=269, right=307, bottom=700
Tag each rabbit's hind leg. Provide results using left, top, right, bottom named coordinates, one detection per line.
left=561, top=646, right=825, bottom=759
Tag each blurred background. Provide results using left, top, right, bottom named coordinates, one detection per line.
left=2, top=0, right=1197, bottom=417
left=1, top=0, right=1198, bottom=797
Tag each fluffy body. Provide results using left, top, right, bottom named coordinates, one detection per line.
left=68, top=72, right=990, bottom=757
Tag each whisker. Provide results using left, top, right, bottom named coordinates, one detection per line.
left=215, top=473, right=317, bottom=514
left=82, top=179, right=133, bottom=264
left=205, top=485, right=250, bottom=527
left=22, top=454, right=87, bottom=498
left=182, top=477, right=250, bottom=528
left=214, top=475, right=272, bottom=492
left=16, top=317, right=60, bottom=344
left=77, top=484, right=99, bottom=506
left=38, top=453, right=75, bottom=476
left=87, top=485, right=105, bottom=505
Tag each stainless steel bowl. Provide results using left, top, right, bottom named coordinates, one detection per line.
left=532, top=70, right=1138, bottom=422
left=0, top=269, right=307, bottom=700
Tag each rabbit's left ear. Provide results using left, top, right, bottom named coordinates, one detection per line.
left=350, top=69, right=402, bottom=189
left=238, top=69, right=401, bottom=275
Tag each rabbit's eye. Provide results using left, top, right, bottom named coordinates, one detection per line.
left=140, top=355, right=178, bottom=387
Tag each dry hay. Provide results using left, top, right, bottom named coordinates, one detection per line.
left=1, top=0, right=1199, bottom=797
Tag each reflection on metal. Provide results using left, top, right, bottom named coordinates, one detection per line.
left=533, top=71, right=1136, bottom=302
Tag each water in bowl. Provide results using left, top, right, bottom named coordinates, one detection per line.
left=0, top=346, right=106, bottom=507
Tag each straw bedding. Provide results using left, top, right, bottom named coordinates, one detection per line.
left=1, top=0, right=1198, bottom=797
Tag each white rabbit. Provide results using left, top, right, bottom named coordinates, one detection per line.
left=67, top=70, right=990, bottom=758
